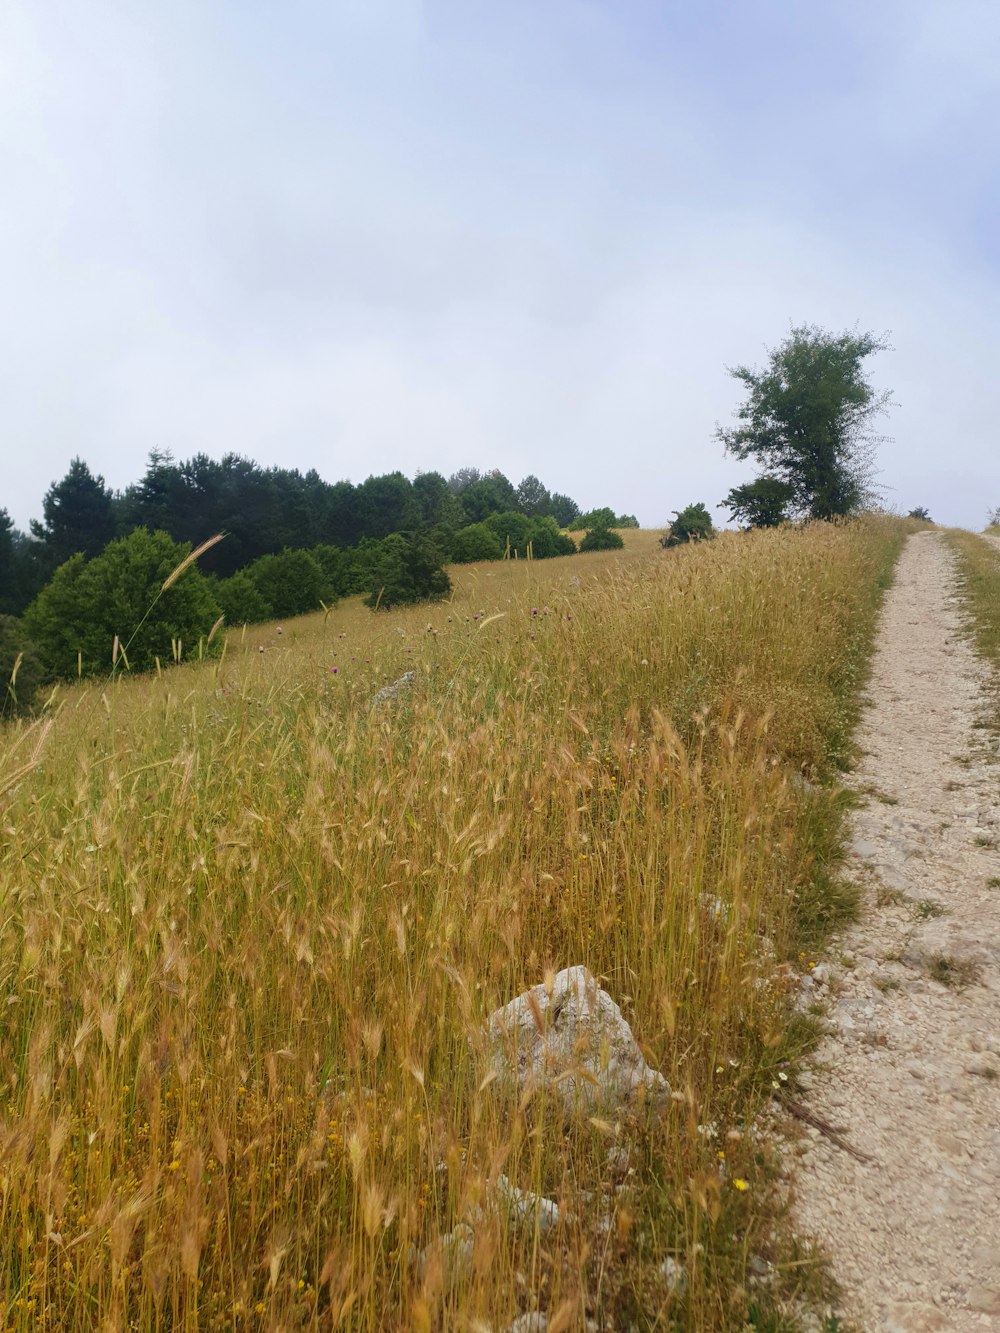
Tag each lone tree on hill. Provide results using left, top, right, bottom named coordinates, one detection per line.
left=717, top=325, right=893, bottom=521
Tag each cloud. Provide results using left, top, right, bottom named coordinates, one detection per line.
left=0, top=0, right=996, bottom=531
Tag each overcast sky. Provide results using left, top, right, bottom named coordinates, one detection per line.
left=2, top=0, right=997, bottom=532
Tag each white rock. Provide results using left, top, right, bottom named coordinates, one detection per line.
left=659, top=1255, right=687, bottom=1293
left=413, top=1223, right=474, bottom=1281
left=496, top=1176, right=561, bottom=1234
left=487, top=966, right=669, bottom=1114
left=505, top=1315, right=549, bottom=1333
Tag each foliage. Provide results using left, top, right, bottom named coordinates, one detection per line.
left=7, top=456, right=635, bottom=616
left=722, top=477, right=795, bottom=529
left=577, top=507, right=639, bottom=531
left=363, top=531, right=452, bottom=609
left=515, top=474, right=552, bottom=517
left=450, top=522, right=505, bottom=563
left=549, top=491, right=580, bottom=528
left=986, top=505, right=1000, bottom=530
left=717, top=325, right=893, bottom=520
left=23, top=528, right=221, bottom=678
left=662, top=502, right=715, bottom=547
left=525, top=515, right=576, bottom=558
left=906, top=507, right=932, bottom=522
left=214, top=571, right=272, bottom=626
left=579, top=525, right=624, bottom=552
left=0, top=615, right=45, bottom=718
left=483, top=510, right=532, bottom=555
left=246, top=549, right=326, bottom=620
left=30, top=457, right=116, bottom=573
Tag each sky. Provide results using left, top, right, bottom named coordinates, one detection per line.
left=1, top=0, right=997, bottom=533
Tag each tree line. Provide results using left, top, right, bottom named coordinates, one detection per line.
left=0, top=455, right=638, bottom=620
left=0, top=457, right=638, bottom=709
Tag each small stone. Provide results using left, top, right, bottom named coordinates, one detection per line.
left=413, top=1224, right=474, bottom=1282
left=659, top=1256, right=687, bottom=1293
left=506, top=1315, right=549, bottom=1333
left=967, top=1286, right=1000, bottom=1315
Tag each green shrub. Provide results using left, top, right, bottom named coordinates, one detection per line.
left=23, top=529, right=221, bottom=678
left=451, top=523, right=505, bottom=563
left=483, top=511, right=532, bottom=556
left=661, top=502, right=714, bottom=548
left=363, top=532, right=451, bottom=609
left=0, top=616, right=45, bottom=718
left=246, top=549, right=326, bottom=619
left=579, top=526, right=624, bottom=552
left=527, top=516, right=576, bottom=558
left=215, top=571, right=272, bottom=625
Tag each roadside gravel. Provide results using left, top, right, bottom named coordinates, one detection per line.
left=792, top=531, right=1000, bottom=1332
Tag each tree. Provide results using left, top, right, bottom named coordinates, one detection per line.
left=30, top=458, right=116, bottom=569
left=906, top=507, right=932, bottom=522
left=580, top=526, right=624, bottom=552
left=987, top=506, right=1000, bottom=530
left=716, top=325, right=892, bottom=520
left=549, top=492, right=580, bottom=528
left=661, top=503, right=714, bottom=548
left=24, top=529, right=221, bottom=678
left=721, top=477, right=795, bottom=529
left=363, top=532, right=451, bottom=610
left=515, top=475, right=552, bottom=518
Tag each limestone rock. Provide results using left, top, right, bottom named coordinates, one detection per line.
left=372, top=671, right=415, bottom=706
left=487, top=965, right=669, bottom=1114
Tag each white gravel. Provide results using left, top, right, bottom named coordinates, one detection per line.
left=791, top=532, right=1000, bottom=1332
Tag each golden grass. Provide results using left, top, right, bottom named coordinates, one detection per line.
left=0, top=519, right=904, bottom=1330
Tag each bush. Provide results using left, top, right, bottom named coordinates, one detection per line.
left=23, top=529, right=222, bottom=678
left=483, top=511, right=533, bottom=556
left=311, top=544, right=353, bottom=600
left=215, top=571, right=272, bottom=625
left=363, top=532, right=452, bottom=610
left=451, top=523, right=505, bottom=563
left=246, top=549, right=326, bottom=619
left=0, top=616, right=45, bottom=718
left=527, top=516, right=576, bottom=558
left=661, top=503, right=714, bottom=548
left=579, top=526, right=624, bottom=552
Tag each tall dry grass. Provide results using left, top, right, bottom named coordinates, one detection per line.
left=0, top=519, right=903, bottom=1330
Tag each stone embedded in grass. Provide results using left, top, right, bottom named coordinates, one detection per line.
left=412, top=1223, right=474, bottom=1282
left=495, top=1174, right=561, bottom=1235
left=487, top=965, right=670, bottom=1114
left=371, top=670, right=415, bottom=706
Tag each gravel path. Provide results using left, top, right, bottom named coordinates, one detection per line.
left=792, top=531, right=1000, bottom=1332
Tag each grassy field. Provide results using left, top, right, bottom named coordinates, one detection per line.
left=0, top=519, right=905, bottom=1331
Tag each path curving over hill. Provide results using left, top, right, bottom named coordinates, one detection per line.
left=793, top=531, right=1000, bottom=1332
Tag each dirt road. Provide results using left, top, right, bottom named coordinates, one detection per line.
left=793, top=531, right=1000, bottom=1332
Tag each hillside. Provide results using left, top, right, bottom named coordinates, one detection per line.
left=1, top=521, right=907, bottom=1330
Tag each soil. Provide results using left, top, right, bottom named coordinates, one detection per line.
left=791, top=531, right=1000, bottom=1332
